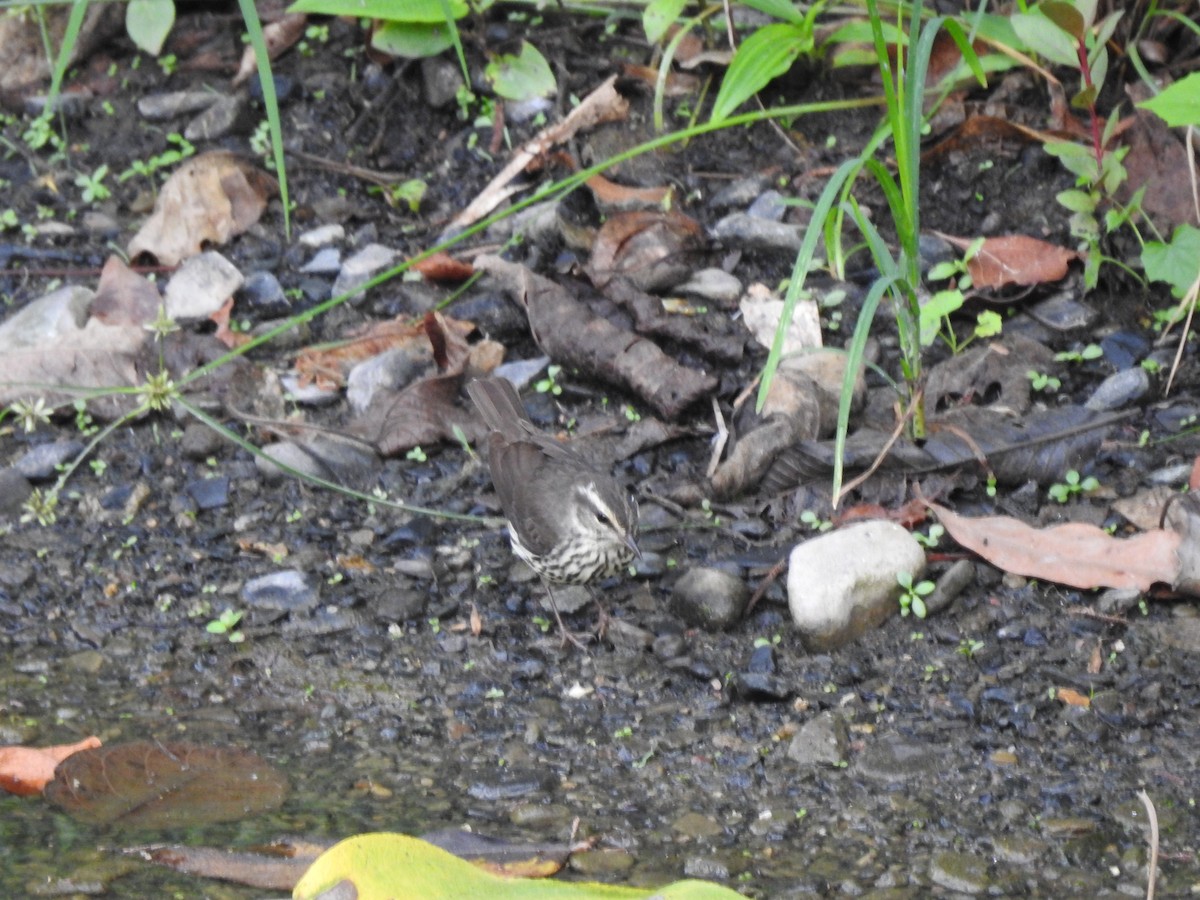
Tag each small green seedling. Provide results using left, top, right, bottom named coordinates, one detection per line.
left=897, top=571, right=934, bottom=619
left=535, top=365, right=563, bottom=396
left=206, top=609, right=245, bottom=643
left=1027, top=370, right=1061, bottom=393
left=800, top=509, right=832, bottom=532
left=1048, top=470, right=1099, bottom=503
left=914, top=524, right=944, bottom=548
left=1054, top=344, right=1103, bottom=363
left=957, top=638, right=984, bottom=658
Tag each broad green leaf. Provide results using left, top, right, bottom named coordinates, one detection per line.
left=289, top=0, right=468, bottom=23
left=1044, top=140, right=1098, bottom=181
left=1056, top=189, right=1097, bottom=214
left=643, top=0, right=688, bottom=43
left=372, top=21, right=454, bottom=58
left=1010, top=10, right=1077, bottom=68
left=1142, top=224, right=1200, bottom=299
left=920, top=289, right=964, bottom=346
left=293, top=833, right=745, bottom=900
left=1139, top=72, right=1200, bottom=127
left=126, top=0, right=174, bottom=56
left=737, top=0, right=805, bottom=25
left=485, top=42, right=556, bottom=101
left=711, top=23, right=810, bottom=123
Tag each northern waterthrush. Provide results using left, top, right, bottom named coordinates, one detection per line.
left=467, top=377, right=639, bottom=640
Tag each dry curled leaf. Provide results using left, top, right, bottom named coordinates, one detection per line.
left=127, top=151, right=276, bottom=266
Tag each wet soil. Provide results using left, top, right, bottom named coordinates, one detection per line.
left=1, top=6, right=1199, bottom=898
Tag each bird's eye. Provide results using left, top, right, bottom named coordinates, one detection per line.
left=595, top=511, right=611, bottom=524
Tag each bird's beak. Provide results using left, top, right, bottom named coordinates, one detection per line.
left=626, top=533, right=642, bottom=559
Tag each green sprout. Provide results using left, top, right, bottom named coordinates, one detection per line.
left=206, top=609, right=245, bottom=643
left=1048, top=470, right=1099, bottom=504
left=897, top=571, right=934, bottom=619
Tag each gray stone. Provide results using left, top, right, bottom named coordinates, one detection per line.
left=786, top=710, right=849, bottom=767
left=670, top=567, right=749, bottom=631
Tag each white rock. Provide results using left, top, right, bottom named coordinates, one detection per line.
left=787, top=520, right=926, bottom=651
left=164, top=251, right=244, bottom=321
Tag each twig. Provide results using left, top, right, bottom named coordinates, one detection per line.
left=706, top=396, right=728, bottom=479
left=745, top=553, right=788, bottom=619
left=1137, top=789, right=1159, bottom=900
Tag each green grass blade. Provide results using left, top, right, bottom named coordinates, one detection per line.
left=236, top=0, right=290, bottom=239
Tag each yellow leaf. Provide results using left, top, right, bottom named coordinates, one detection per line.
left=294, top=833, right=743, bottom=900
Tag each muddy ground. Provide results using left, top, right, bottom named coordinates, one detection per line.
left=1, top=5, right=1199, bottom=898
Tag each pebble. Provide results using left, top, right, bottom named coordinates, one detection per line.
left=0, top=468, right=32, bottom=518
left=746, top=189, right=789, bottom=221
left=179, top=422, right=224, bottom=460
left=13, top=440, right=84, bottom=479
left=241, top=570, right=320, bottom=613
left=787, top=520, right=926, bottom=650
left=922, top=559, right=975, bottom=617
left=164, top=251, right=245, bottom=321
left=184, top=92, right=246, bottom=142
left=855, top=735, right=944, bottom=783
left=674, top=268, right=743, bottom=305
left=302, top=247, right=343, bottom=275
left=1085, top=366, right=1149, bottom=411
left=1099, top=329, right=1150, bottom=369
left=331, top=243, right=397, bottom=299
left=710, top=212, right=803, bottom=253
left=1028, top=290, right=1099, bottom=331
left=185, top=476, right=229, bottom=510
left=670, top=810, right=722, bottom=838
left=670, top=567, right=749, bottom=631
left=785, top=710, right=848, bottom=767
left=239, top=271, right=291, bottom=317
left=297, top=224, right=345, bottom=248
left=137, top=91, right=218, bottom=120
left=928, top=850, right=991, bottom=894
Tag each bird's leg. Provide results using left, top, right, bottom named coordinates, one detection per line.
left=539, top=579, right=592, bottom=651
left=587, top=585, right=610, bottom=641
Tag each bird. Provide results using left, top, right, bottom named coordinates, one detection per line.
left=467, top=376, right=640, bottom=644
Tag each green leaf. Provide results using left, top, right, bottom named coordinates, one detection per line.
left=1010, top=10, right=1078, bottom=68
left=1139, top=72, right=1200, bottom=128
left=1142, top=224, right=1200, bottom=299
left=920, top=289, right=964, bottom=346
left=126, top=0, right=175, bottom=56
left=294, top=833, right=746, bottom=899
left=1056, top=188, right=1097, bottom=213
left=737, top=0, right=805, bottom=25
left=711, top=23, right=810, bottom=124
left=975, top=310, right=1003, bottom=337
left=485, top=41, right=556, bottom=101
left=372, top=21, right=455, bottom=58
left=289, top=0, right=468, bottom=23
left=643, top=0, right=688, bottom=44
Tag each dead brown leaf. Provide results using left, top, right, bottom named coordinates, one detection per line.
left=90, top=256, right=162, bottom=327
left=0, top=736, right=102, bottom=797
left=46, top=741, right=289, bottom=828
left=927, top=500, right=1182, bottom=592
left=937, top=232, right=1078, bottom=289
left=588, top=209, right=705, bottom=291
left=127, top=151, right=277, bottom=266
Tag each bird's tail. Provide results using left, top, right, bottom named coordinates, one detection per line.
left=466, top=377, right=532, bottom=437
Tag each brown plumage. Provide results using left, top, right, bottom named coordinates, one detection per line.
left=468, top=377, right=639, bottom=590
